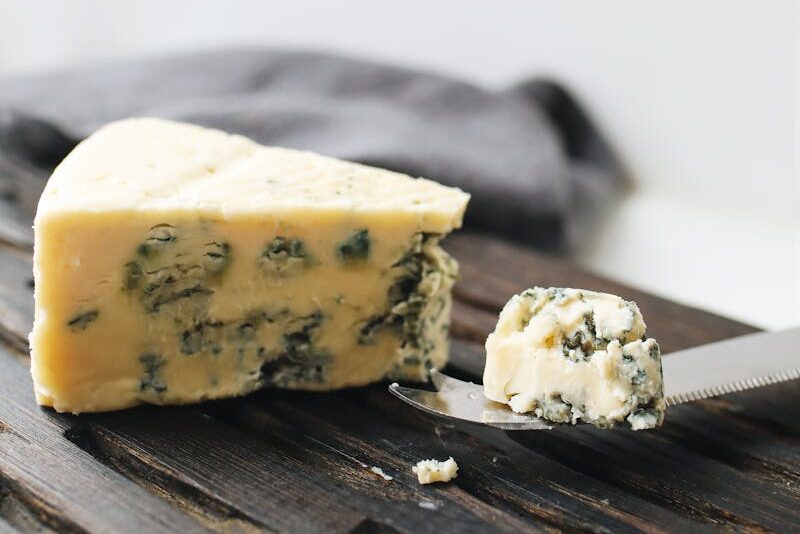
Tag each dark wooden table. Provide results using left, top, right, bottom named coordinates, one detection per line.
left=1, top=162, right=798, bottom=533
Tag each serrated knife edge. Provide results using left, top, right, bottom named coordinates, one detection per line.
left=662, top=327, right=800, bottom=406
left=665, top=366, right=800, bottom=405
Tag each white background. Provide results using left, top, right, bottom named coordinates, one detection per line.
left=1, top=0, right=797, bottom=329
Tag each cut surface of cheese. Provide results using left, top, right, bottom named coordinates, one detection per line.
left=31, top=118, right=470, bottom=413
left=483, top=287, right=665, bottom=430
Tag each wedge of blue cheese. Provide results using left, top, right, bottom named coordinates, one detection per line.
left=31, top=118, right=470, bottom=413
left=483, top=288, right=665, bottom=430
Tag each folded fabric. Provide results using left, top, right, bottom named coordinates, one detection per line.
left=0, top=48, right=623, bottom=251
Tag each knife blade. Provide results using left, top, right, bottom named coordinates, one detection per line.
left=663, top=326, right=800, bottom=405
left=388, top=327, right=800, bottom=430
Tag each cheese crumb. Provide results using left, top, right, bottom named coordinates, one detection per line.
left=412, top=457, right=459, bottom=484
left=369, top=466, right=393, bottom=481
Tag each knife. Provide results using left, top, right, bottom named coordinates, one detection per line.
left=388, top=327, right=800, bottom=430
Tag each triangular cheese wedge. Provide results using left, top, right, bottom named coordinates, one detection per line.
left=32, top=118, right=469, bottom=413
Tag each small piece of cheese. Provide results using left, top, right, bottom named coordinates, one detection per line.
left=31, top=118, right=470, bottom=413
left=483, top=287, right=665, bottom=430
left=412, top=457, right=459, bottom=484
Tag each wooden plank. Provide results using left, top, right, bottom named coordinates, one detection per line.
left=0, top=154, right=47, bottom=216
left=445, top=232, right=759, bottom=353
left=82, top=404, right=533, bottom=534
left=449, top=300, right=497, bottom=345
left=75, top=410, right=380, bottom=533
left=363, top=381, right=800, bottom=531
left=213, top=389, right=702, bottom=533
left=510, top=401, right=800, bottom=531
left=0, top=353, right=211, bottom=534
left=447, top=339, right=485, bottom=379
left=658, top=402, right=800, bottom=488
left=0, top=489, right=58, bottom=534
left=0, top=245, right=33, bottom=351
left=0, top=154, right=43, bottom=249
left=0, top=518, right=19, bottom=534
left=698, top=392, right=800, bottom=435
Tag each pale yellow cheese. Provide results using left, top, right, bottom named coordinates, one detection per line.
left=483, top=288, right=665, bottom=429
left=31, top=118, right=470, bottom=413
left=412, top=457, right=459, bottom=484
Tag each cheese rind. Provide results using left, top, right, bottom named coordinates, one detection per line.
left=35, top=118, right=467, bottom=231
left=31, top=118, right=470, bottom=413
left=412, top=457, right=459, bottom=484
left=483, top=287, right=665, bottom=430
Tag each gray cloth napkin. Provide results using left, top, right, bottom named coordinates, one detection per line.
left=0, top=48, right=623, bottom=251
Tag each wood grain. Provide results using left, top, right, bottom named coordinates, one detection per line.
left=86, top=403, right=539, bottom=533
left=511, top=406, right=799, bottom=531
left=0, top=154, right=43, bottom=249
left=0, top=353, right=211, bottom=534
left=0, top=245, right=33, bottom=352
left=445, top=232, right=759, bottom=354
left=213, top=390, right=703, bottom=533
left=0, top=168, right=797, bottom=533
left=0, top=517, right=24, bottom=534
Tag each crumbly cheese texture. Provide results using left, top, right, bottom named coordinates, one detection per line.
left=31, top=118, right=470, bottom=413
left=412, top=457, right=459, bottom=484
left=483, top=287, right=665, bottom=430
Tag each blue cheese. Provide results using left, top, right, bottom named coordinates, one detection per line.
left=31, top=118, right=470, bottom=413
left=412, top=457, right=459, bottom=484
left=483, top=287, right=666, bottom=430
